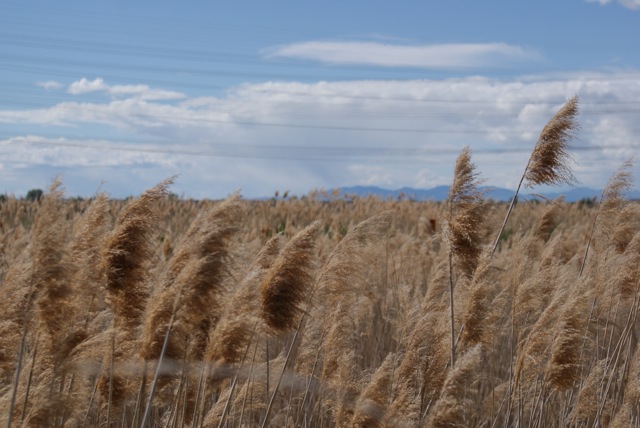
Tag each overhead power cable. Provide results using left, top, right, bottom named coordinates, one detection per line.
left=3, top=135, right=638, bottom=162
left=0, top=102, right=638, bottom=133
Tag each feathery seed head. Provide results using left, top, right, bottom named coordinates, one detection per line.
left=448, top=147, right=490, bottom=277
left=525, top=96, right=579, bottom=188
left=259, top=221, right=320, bottom=333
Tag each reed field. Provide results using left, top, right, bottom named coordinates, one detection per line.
left=1, top=97, right=640, bottom=427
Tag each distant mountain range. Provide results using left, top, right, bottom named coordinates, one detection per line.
left=334, top=185, right=640, bottom=202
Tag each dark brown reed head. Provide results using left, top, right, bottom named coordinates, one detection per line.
left=102, top=177, right=173, bottom=330
left=32, top=179, right=69, bottom=338
left=259, top=221, right=320, bottom=333
left=525, top=96, right=579, bottom=188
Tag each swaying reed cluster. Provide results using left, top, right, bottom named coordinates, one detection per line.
left=2, top=96, right=640, bottom=427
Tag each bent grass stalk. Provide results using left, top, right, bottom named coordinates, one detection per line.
left=491, top=96, right=579, bottom=257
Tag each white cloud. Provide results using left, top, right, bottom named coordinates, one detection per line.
left=36, top=81, right=63, bottom=91
left=266, top=41, right=538, bottom=68
left=620, top=0, right=640, bottom=8
left=1, top=72, right=640, bottom=197
left=108, top=84, right=185, bottom=100
left=586, top=0, right=640, bottom=9
left=67, top=78, right=184, bottom=100
left=0, top=135, right=178, bottom=167
left=68, top=78, right=109, bottom=94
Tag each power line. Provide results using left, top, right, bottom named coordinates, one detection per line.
left=2, top=68, right=639, bottom=110
left=0, top=32, right=507, bottom=75
left=2, top=84, right=640, bottom=111
left=0, top=53, right=351, bottom=82
left=0, top=101, right=638, bottom=133
left=5, top=30, right=638, bottom=80
left=5, top=99, right=637, bottom=119
left=4, top=51, right=640, bottom=86
left=3, top=135, right=638, bottom=162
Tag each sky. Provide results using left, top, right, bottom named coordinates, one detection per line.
left=1, top=0, right=639, bottom=199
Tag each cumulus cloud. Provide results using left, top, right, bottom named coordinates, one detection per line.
left=36, top=80, right=63, bottom=91
left=67, top=77, right=185, bottom=100
left=266, top=41, right=538, bottom=68
left=2, top=72, right=640, bottom=197
left=68, top=78, right=109, bottom=94
left=586, top=0, right=640, bottom=9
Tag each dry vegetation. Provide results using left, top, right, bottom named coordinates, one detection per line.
left=1, top=98, right=639, bottom=427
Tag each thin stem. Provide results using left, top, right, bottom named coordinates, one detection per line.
left=131, top=361, right=148, bottom=428
left=491, top=159, right=531, bottom=257
left=141, top=311, right=176, bottom=428
left=167, top=375, right=185, bottom=428
left=179, top=368, right=189, bottom=428
left=20, top=332, right=39, bottom=423
left=265, top=337, right=270, bottom=411
left=260, top=317, right=304, bottom=428
left=448, top=193, right=456, bottom=369
left=579, top=197, right=603, bottom=277
left=82, top=362, right=103, bottom=427
left=107, top=331, right=115, bottom=428
left=448, top=251, right=456, bottom=369
left=238, top=336, right=261, bottom=427
left=7, top=289, right=36, bottom=428
left=295, top=327, right=328, bottom=427
left=190, top=362, right=206, bottom=428
left=217, top=328, right=256, bottom=428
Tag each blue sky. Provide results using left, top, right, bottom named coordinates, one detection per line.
left=1, top=0, right=639, bottom=198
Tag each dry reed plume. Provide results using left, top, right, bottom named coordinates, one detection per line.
left=492, top=96, right=579, bottom=256
left=259, top=221, right=320, bottom=333
left=445, top=147, right=489, bottom=368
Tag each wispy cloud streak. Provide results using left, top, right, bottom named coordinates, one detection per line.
left=36, top=81, right=63, bottom=91
left=266, top=41, right=539, bottom=68
left=586, top=0, right=640, bottom=10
